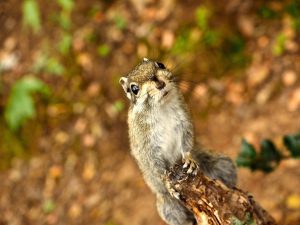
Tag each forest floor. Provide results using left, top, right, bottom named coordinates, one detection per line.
left=0, top=0, right=300, bottom=225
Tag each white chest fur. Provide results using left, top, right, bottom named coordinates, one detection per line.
left=147, top=103, right=185, bottom=164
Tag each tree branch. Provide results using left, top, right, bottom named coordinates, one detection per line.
left=166, top=163, right=277, bottom=225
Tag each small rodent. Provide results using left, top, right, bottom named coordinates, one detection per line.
left=120, top=58, right=237, bottom=225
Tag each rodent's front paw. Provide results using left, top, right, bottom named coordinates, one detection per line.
left=165, top=180, right=181, bottom=200
left=182, top=153, right=199, bottom=175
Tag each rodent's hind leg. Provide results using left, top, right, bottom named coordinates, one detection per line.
left=193, top=150, right=237, bottom=188
left=182, top=152, right=199, bottom=175
left=156, top=194, right=195, bottom=225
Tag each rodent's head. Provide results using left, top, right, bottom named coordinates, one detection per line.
left=119, top=58, right=177, bottom=107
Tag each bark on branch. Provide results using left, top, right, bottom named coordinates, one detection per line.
left=166, top=163, right=277, bottom=225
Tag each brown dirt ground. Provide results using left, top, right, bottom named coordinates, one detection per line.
left=0, top=1, right=300, bottom=225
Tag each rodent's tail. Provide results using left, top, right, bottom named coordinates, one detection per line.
left=192, top=149, right=237, bottom=187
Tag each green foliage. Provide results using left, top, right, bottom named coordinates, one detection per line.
left=113, top=100, right=124, bottom=112
left=22, top=0, right=41, bottom=33
left=55, top=0, right=74, bottom=55
left=258, top=5, right=278, bottom=19
left=195, top=6, right=209, bottom=30
left=42, top=199, right=56, bottom=214
left=194, top=6, right=220, bottom=47
left=285, top=0, right=300, bottom=18
left=172, top=31, right=194, bottom=55
left=284, top=133, right=300, bottom=157
left=58, top=11, right=72, bottom=30
left=285, top=0, right=300, bottom=30
left=5, top=76, right=50, bottom=131
left=272, top=33, right=286, bottom=56
left=97, top=44, right=111, bottom=57
left=33, top=54, right=65, bottom=75
left=259, top=140, right=281, bottom=172
left=58, top=33, right=72, bottom=55
left=232, top=212, right=256, bottom=225
left=224, top=35, right=249, bottom=68
left=57, top=0, right=74, bottom=12
left=114, top=15, right=126, bottom=30
left=236, top=139, right=256, bottom=168
left=51, top=0, right=74, bottom=30
left=45, top=58, right=65, bottom=75
left=236, top=131, right=300, bottom=172
left=202, top=30, right=220, bottom=46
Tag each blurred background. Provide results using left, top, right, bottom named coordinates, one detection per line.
left=0, top=0, right=300, bottom=224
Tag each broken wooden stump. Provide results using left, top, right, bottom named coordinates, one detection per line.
left=166, top=163, right=277, bottom=225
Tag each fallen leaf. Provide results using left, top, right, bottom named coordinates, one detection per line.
left=288, top=88, right=300, bottom=111
left=68, top=203, right=82, bottom=219
left=76, top=53, right=92, bottom=71
left=82, top=134, right=96, bottom=148
left=238, top=15, right=254, bottom=37
left=87, top=82, right=100, bottom=97
left=247, top=64, right=270, bottom=87
left=74, top=118, right=87, bottom=134
left=257, top=36, right=269, bottom=48
left=161, top=30, right=174, bottom=49
left=282, top=70, right=297, bottom=86
left=286, top=194, right=300, bottom=209
left=226, top=81, right=245, bottom=105
left=137, top=43, right=148, bottom=57
left=82, top=160, right=95, bottom=181
left=54, top=131, right=69, bottom=144
left=4, top=36, right=17, bottom=51
left=193, top=84, right=207, bottom=99
left=49, top=165, right=62, bottom=179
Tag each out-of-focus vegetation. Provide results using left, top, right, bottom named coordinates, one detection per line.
left=5, top=76, right=49, bottom=131
left=1, top=0, right=300, bottom=225
left=236, top=131, right=300, bottom=172
left=3, top=0, right=300, bottom=134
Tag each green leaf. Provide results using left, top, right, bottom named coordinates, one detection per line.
left=272, top=33, right=286, bottom=56
left=45, top=57, right=65, bottom=75
left=202, top=30, right=220, bottom=46
left=42, top=199, right=56, bottom=214
left=5, top=76, right=50, bottom=131
left=236, top=139, right=256, bottom=168
left=22, top=0, right=41, bottom=33
left=97, top=44, right=111, bottom=57
left=231, top=212, right=255, bottom=225
left=285, top=1, right=300, bottom=18
left=114, top=15, right=126, bottom=30
left=258, top=6, right=278, bottom=19
left=284, top=132, right=300, bottom=157
left=58, top=12, right=72, bottom=30
left=259, top=139, right=282, bottom=172
left=195, top=6, right=209, bottom=30
left=172, top=32, right=191, bottom=54
left=231, top=217, right=244, bottom=225
left=32, top=54, right=48, bottom=73
left=58, top=33, right=72, bottom=55
left=57, top=0, right=74, bottom=12
left=260, top=139, right=282, bottom=163
left=113, top=100, right=124, bottom=112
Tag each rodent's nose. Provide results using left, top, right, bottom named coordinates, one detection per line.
left=156, top=81, right=166, bottom=90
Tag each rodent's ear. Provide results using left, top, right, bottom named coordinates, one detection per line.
left=119, top=77, right=131, bottom=100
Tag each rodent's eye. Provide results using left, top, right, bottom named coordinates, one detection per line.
left=155, top=62, right=166, bottom=69
left=130, top=84, right=139, bottom=95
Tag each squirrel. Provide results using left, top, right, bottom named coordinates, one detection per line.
left=119, top=58, right=237, bottom=225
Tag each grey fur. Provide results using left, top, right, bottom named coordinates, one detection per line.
left=120, top=59, right=237, bottom=225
